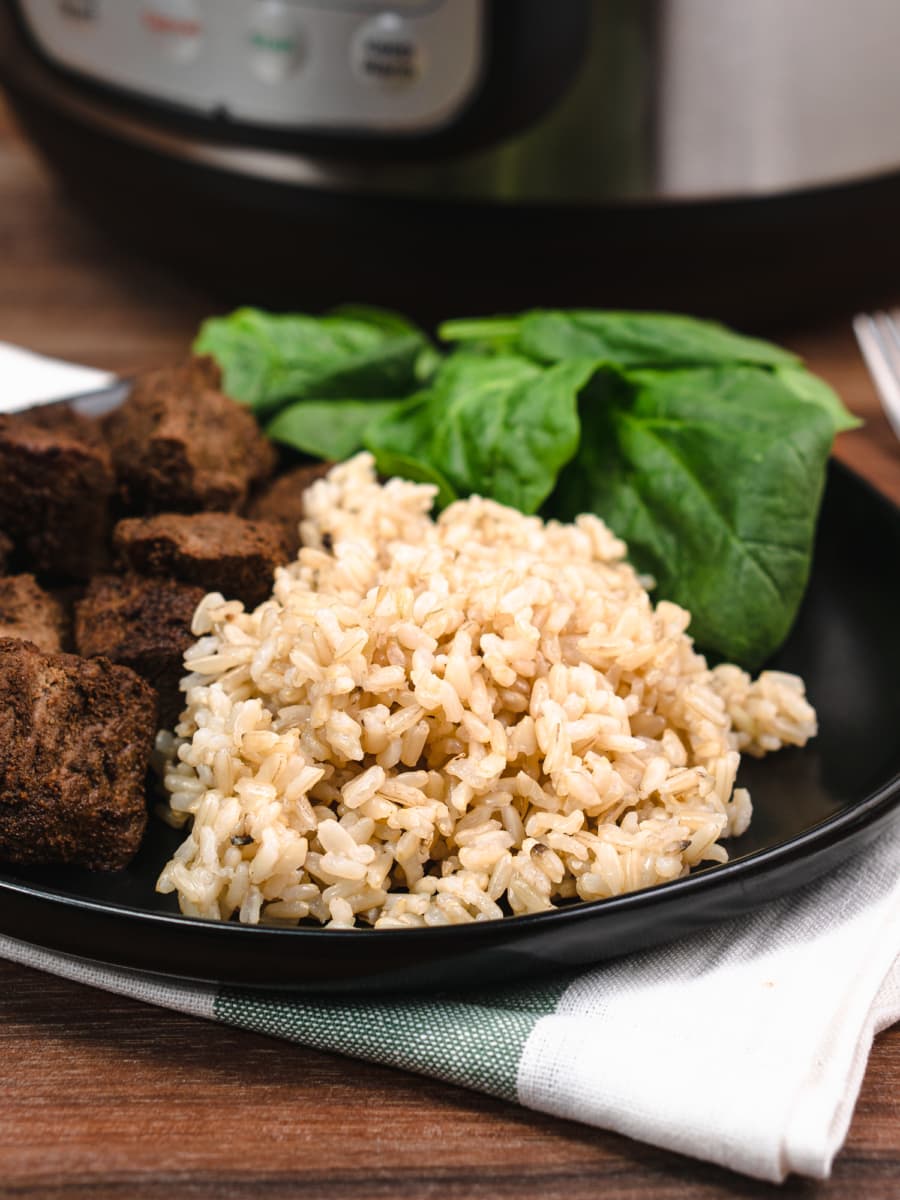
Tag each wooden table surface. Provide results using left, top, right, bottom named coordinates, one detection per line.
left=0, top=99, right=898, bottom=1199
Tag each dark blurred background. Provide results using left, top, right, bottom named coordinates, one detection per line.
left=3, top=0, right=900, bottom=326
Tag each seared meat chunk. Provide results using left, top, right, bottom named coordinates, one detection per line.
left=10, top=401, right=108, bottom=447
left=0, top=530, right=12, bottom=574
left=246, top=461, right=332, bottom=559
left=75, top=574, right=204, bottom=729
left=104, top=357, right=276, bottom=513
left=0, top=639, right=157, bottom=870
left=0, top=405, right=114, bottom=578
left=0, top=575, right=65, bottom=652
left=113, top=512, right=289, bottom=609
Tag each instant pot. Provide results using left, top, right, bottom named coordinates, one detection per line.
left=3, top=0, right=900, bottom=321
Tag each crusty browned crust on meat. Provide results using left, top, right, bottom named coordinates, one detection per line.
left=0, top=405, right=114, bottom=579
left=0, top=575, right=66, bottom=652
left=104, top=357, right=277, bottom=514
left=0, top=639, right=158, bottom=870
left=75, top=574, right=203, bottom=729
left=0, top=530, right=12, bottom=575
left=113, top=512, right=290, bottom=609
left=246, top=461, right=332, bottom=559
left=12, top=401, right=109, bottom=448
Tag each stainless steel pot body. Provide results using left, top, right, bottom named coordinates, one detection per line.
left=6, top=0, right=900, bottom=204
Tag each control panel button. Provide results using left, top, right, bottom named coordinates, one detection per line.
left=249, top=2, right=305, bottom=84
left=20, top=0, right=482, bottom=131
left=351, top=14, right=424, bottom=89
left=57, top=0, right=100, bottom=19
left=140, top=0, right=202, bottom=64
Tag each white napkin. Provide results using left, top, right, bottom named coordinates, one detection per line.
left=0, top=343, right=898, bottom=1183
left=0, top=341, right=114, bottom=413
left=517, top=823, right=900, bottom=1181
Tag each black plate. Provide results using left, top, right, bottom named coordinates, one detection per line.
left=1, top=459, right=898, bottom=993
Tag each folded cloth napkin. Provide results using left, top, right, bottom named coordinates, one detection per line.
left=1, top=345, right=899, bottom=1183
left=0, top=341, right=113, bottom=412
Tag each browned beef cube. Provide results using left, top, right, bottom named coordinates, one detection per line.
left=75, top=574, right=203, bottom=729
left=12, top=401, right=109, bottom=447
left=113, top=512, right=289, bottom=609
left=0, top=531, right=12, bottom=574
left=246, top=462, right=332, bottom=559
left=104, top=357, right=277, bottom=514
left=0, top=575, right=66, bottom=652
left=0, top=405, right=114, bottom=578
left=0, top=639, right=157, bottom=870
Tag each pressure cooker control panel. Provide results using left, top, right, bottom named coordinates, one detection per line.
left=17, top=0, right=484, bottom=133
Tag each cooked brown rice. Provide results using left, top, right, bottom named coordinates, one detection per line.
left=156, top=453, right=817, bottom=928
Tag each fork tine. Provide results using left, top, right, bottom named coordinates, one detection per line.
left=852, top=311, right=900, bottom=442
left=886, top=309, right=900, bottom=357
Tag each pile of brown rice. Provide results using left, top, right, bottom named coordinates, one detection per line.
left=156, top=453, right=816, bottom=928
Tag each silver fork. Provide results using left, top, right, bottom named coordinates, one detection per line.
left=852, top=310, right=900, bottom=442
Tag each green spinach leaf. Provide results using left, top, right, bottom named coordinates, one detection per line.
left=265, top=398, right=404, bottom=461
left=441, top=309, right=855, bottom=436
left=371, top=448, right=460, bottom=511
left=326, top=304, right=422, bottom=337
left=437, top=316, right=522, bottom=354
left=441, top=309, right=798, bottom=370
left=194, top=306, right=429, bottom=417
left=551, top=365, right=835, bottom=666
left=527, top=310, right=798, bottom=369
left=772, top=363, right=861, bottom=433
left=364, top=354, right=594, bottom=514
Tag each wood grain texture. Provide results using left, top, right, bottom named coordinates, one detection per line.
left=0, top=97, right=898, bottom=1200
left=1, top=961, right=898, bottom=1200
left=787, top=324, right=900, bottom=507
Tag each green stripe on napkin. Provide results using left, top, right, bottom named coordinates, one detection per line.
left=216, top=978, right=572, bottom=1101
